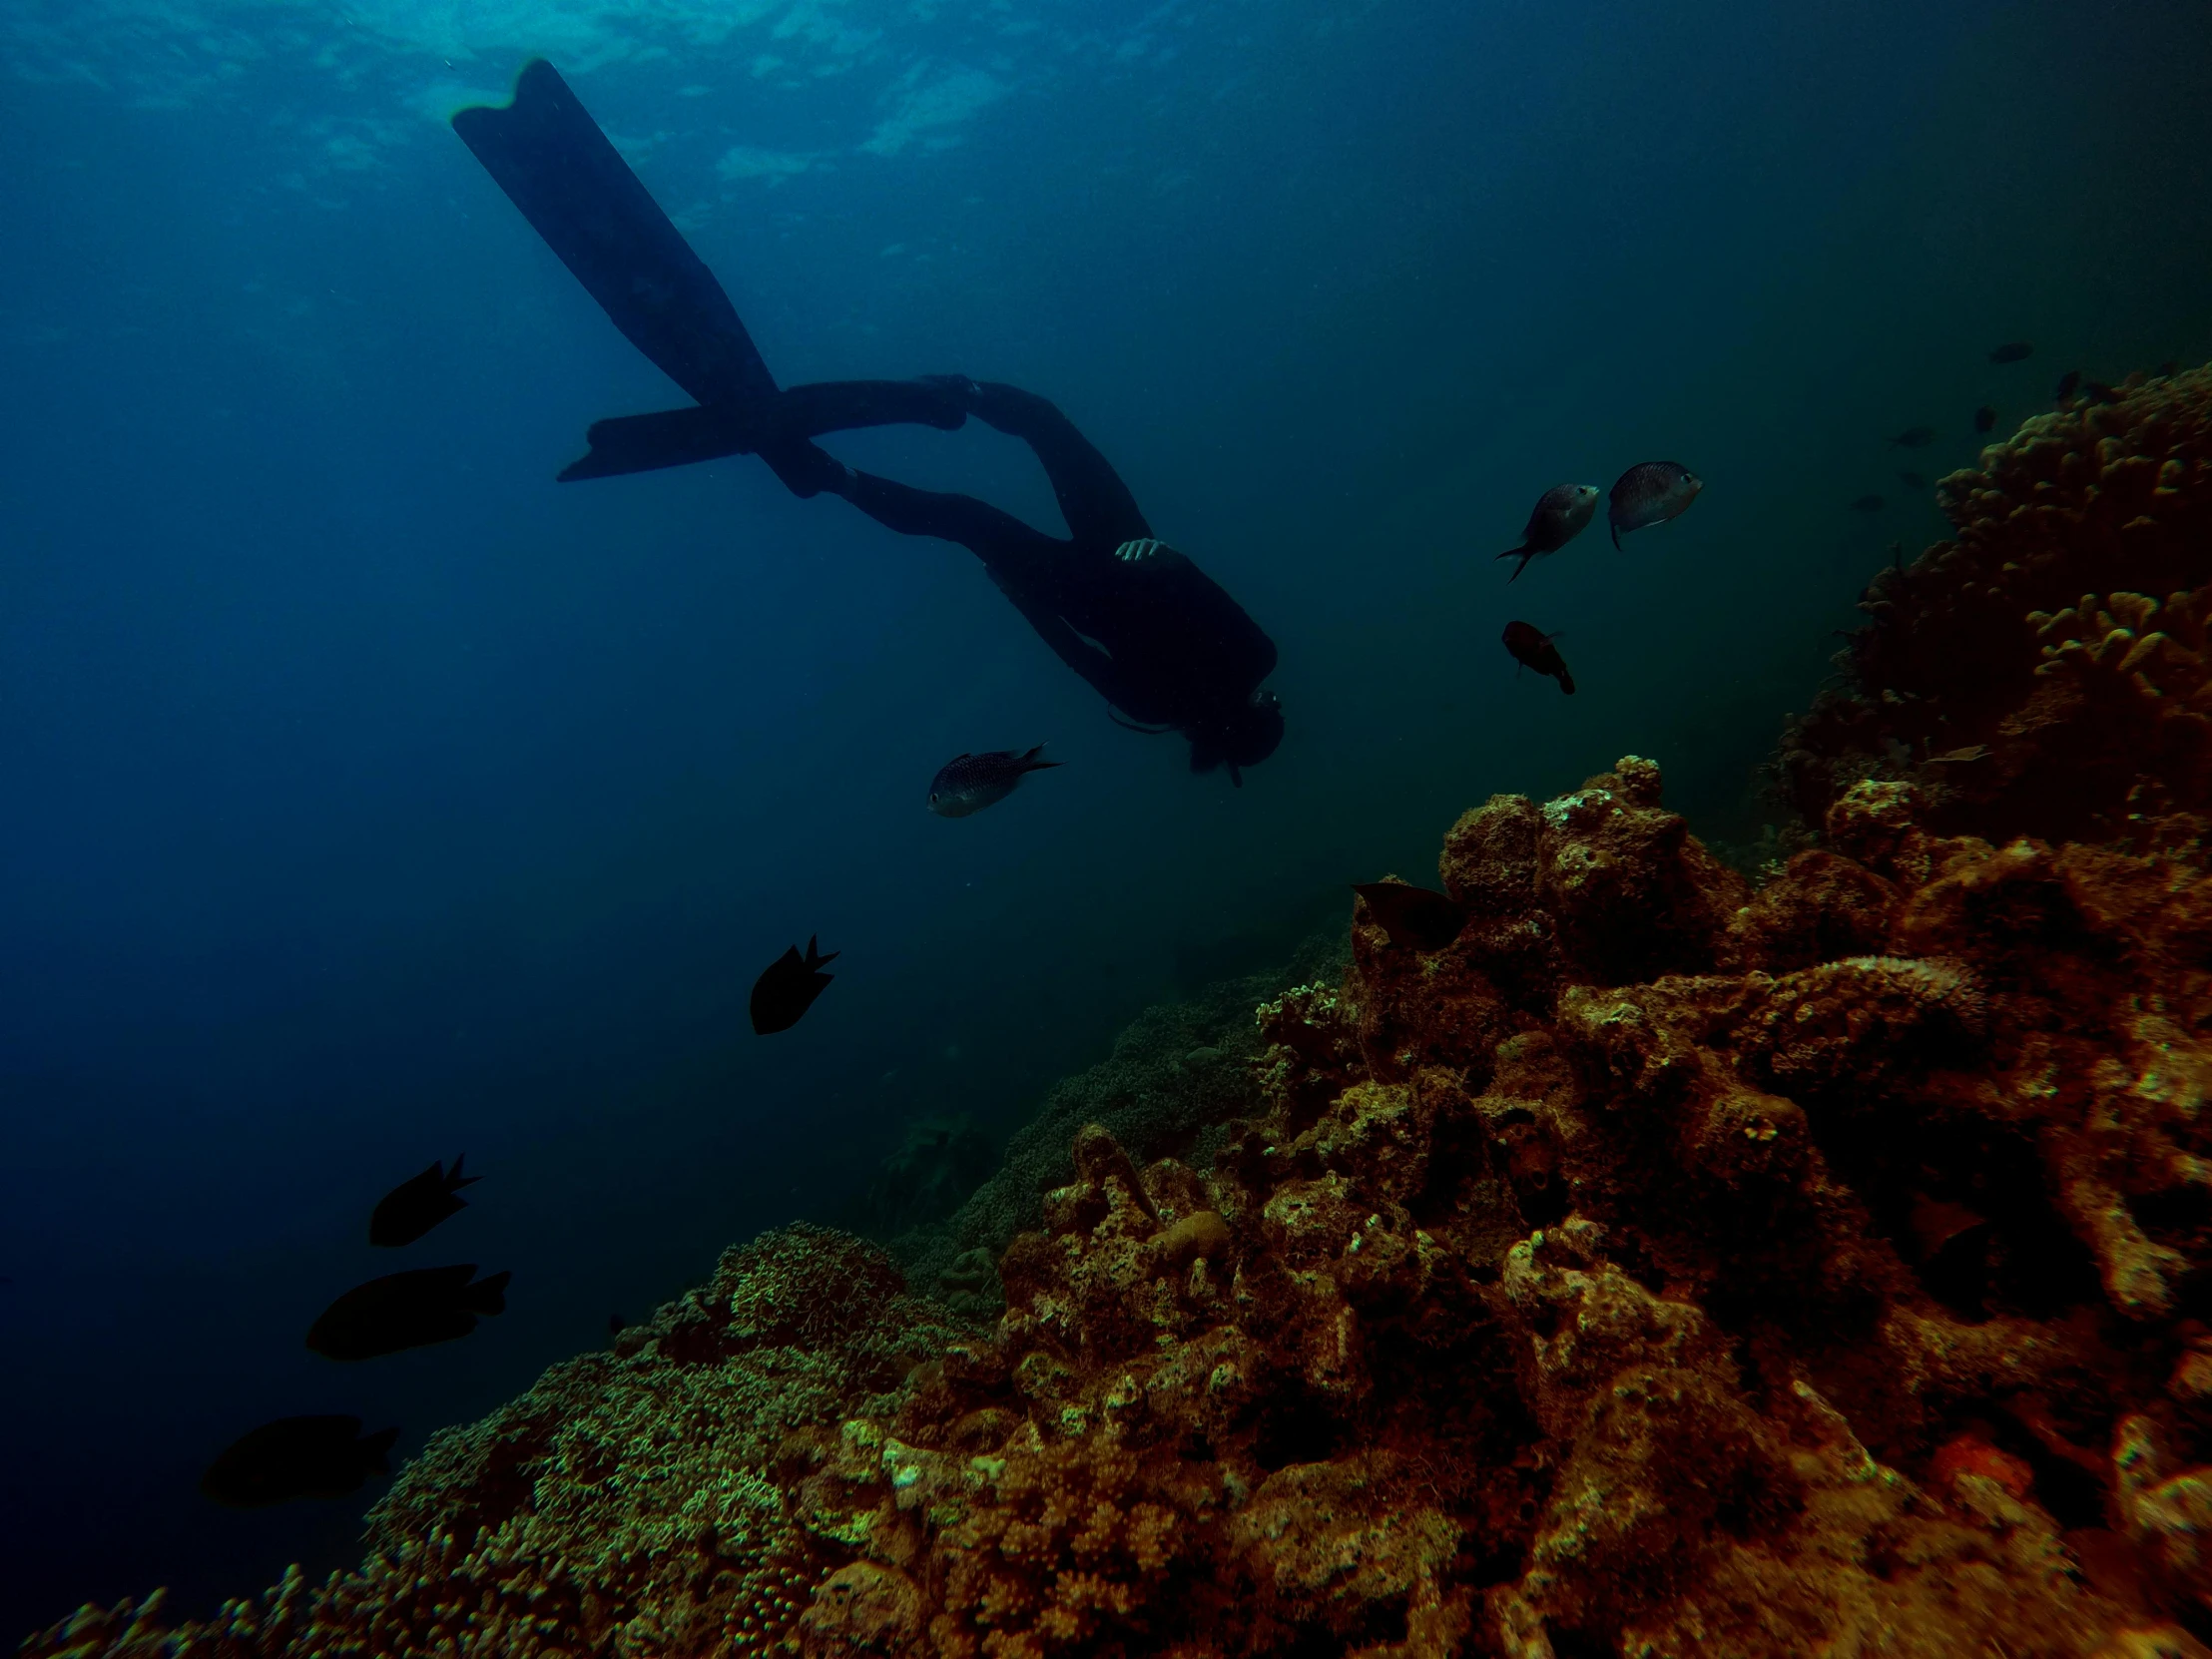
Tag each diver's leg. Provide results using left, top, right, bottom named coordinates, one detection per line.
left=923, top=379, right=1152, bottom=547
left=838, top=467, right=1047, bottom=557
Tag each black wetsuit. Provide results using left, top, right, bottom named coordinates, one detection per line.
left=785, top=380, right=1277, bottom=751
left=451, top=60, right=1280, bottom=776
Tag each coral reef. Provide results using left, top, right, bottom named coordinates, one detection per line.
left=773, top=758, right=2212, bottom=1658
left=20, top=1227, right=971, bottom=1659
left=32, top=758, right=2212, bottom=1659
left=1777, top=362, right=2212, bottom=842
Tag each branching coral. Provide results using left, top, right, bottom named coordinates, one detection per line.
left=1777, top=362, right=2212, bottom=842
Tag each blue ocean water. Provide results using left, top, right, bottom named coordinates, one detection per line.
left=1, top=0, right=2208, bottom=1633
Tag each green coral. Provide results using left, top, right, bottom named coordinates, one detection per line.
left=17, top=1226, right=971, bottom=1659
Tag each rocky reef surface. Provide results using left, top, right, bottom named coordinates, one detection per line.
left=24, top=366, right=2212, bottom=1659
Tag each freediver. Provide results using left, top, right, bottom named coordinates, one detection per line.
left=452, top=61, right=1283, bottom=784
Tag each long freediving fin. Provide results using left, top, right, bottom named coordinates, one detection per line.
left=452, top=60, right=778, bottom=409
left=559, top=379, right=969, bottom=483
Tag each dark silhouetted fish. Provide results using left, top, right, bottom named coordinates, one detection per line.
left=2083, top=379, right=2122, bottom=406
left=202, top=1415, right=398, bottom=1508
left=1888, top=426, right=1936, bottom=449
left=306, top=1265, right=511, bottom=1362
left=1352, top=881, right=1466, bottom=951
left=1973, top=404, right=1997, bottom=434
left=1606, top=462, right=1701, bottom=550
left=751, top=936, right=837, bottom=1034
left=1986, top=341, right=2032, bottom=364
left=1501, top=621, right=1575, bottom=695
left=1495, top=483, right=1600, bottom=581
left=927, top=747, right=1061, bottom=818
left=1897, top=471, right=1927, bottom=491
left=369, top=1155, right=479, bottom=1248
left=2054, top=369, right=2080, bottom=403
left=1848, top=494, right=1886, bottom=513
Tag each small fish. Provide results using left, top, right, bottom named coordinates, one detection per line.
left=1898, top=471, right=1928, bottom=491
left=1606, top=462, right=1701, bottom=549
left=1888, top=426, right=1936, bottom=449
left=1848, top=494, right=1886, bottom=514
left=2083, top=379, right=2122, bottom=406
left=1495, top=483, right=1600, bottom=581
left=306, top=1265, right=511, bottom=1362
left=201, top=1415, right=398, bottom=1508
left=2054, top=368, right=2080, bottom=402
left=1501, top=621, right=1574, bottom=695
left=1973, top=404, right=1997, bottom=434
left=1985, top=341, right=2033, bottom=364
left=1352, top=881, right=1466, bottom=951
left=369, top=1155, right=479, bottom=1248
left=927, top=746, right=1061, bottom=818
left=751, top=936, right=838, bottom=1034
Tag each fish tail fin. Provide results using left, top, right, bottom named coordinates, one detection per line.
left=1018, top=744, right=1063, bottom=772
left=806, top=936, right=841, bottom=971
left=1609, top=522, right=1621, bottom=551
left=469, top=1270, right=513, bottom=1316
left=362, top=1425, right=400, bottom=1473
left=448, top=1153, right=481, bottom=1192
left=1496, top=547, right=1532, bottom=581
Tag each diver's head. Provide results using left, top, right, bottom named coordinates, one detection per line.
left=1188, top=688, right=1284, bottom=786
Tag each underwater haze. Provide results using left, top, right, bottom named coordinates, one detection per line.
left=4, top=0, right=2211, bottom=1633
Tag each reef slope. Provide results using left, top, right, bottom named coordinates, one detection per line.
left=25, top=367, right=2212, bottom=1658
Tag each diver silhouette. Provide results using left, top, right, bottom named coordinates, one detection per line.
left=453, top=60, right=1283, bottom=784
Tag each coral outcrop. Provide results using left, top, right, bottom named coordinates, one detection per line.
left=779, top=758, right=2212, bottom=1658
left=1777, top=363, right=2212, bottom=842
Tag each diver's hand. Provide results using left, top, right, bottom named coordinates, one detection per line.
left=1114, top=538, right=1168, bottom=563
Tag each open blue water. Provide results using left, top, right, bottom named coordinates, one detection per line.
left=3, top=0, right=2210, bottom=1634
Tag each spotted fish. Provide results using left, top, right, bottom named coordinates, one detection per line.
left=1606, top=462, right=1702, bottom=550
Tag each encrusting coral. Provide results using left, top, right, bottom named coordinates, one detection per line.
left=25, top=362, right=2212, bottom=1659
left=1777, top=362, right=2212, bottom=843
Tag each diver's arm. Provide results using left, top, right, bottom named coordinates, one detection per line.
left=927, top=379, right=1153, bottom=548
